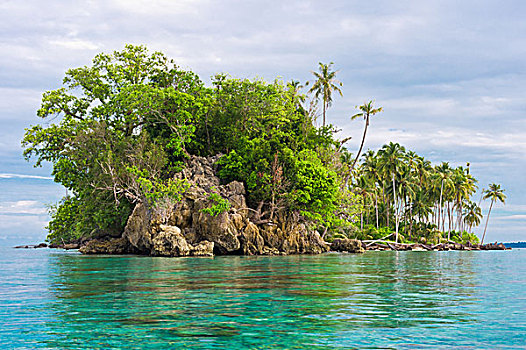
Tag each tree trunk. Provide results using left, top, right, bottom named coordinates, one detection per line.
left=360, top=212, right=363, bottom=232
left=409, top=204, right=413, bottom=240
left=322, top=99, right=326, bottom=127
left=438, top=180, right=444, bottom=233
left=350, top=116, right=369, bottom=171
left=393, top=174, right=399, bottom=243
left=447, top=202, right=451, bottom=241
left=481, top=200, right=494, bottom=245
left=375, top=192, right=379, bottom=229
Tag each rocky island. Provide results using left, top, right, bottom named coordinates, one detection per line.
left=22, top=45, right=507, bottom=255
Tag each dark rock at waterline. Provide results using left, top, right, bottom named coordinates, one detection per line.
left=363, top=241, right=510, bottom=251
left=330, top=239, right=365, bottom=253
left=480, top=242, right=508, bottom=250
left=80, top=155, right=329, bottom=257
left=80, top=237, right=138, bottom=255
left=14, top=243, right=48, bottom=249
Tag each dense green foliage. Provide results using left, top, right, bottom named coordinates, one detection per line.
left=23, top=45, right=503, bottom=245
left=24, top=45, right=354, bottom=243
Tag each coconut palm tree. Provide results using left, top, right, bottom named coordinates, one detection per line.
left=463, top=201, right=482, bottom=233
left=378, top=142, right=406, bottom=242
left=481, top=183, right=506, bottom=244
left=433, top=162, right=453, bottom=235
left=307, top=62, right=343, bottom=127
left=350, top=101, right=383, bottom=171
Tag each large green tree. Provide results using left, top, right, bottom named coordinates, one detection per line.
left=23, top=45, right=206, bottom=243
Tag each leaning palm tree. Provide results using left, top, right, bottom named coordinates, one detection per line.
left=350, top=101, right=383, bottom=171
left=307, top=62, right=343, bottom=127
left=481, top=183, right=506, bottom=244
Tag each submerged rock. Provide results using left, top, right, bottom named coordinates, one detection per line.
left=81, top=155, right=328, bottom=257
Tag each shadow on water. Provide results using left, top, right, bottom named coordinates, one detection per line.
left=31, top=250, right=508, bottom=349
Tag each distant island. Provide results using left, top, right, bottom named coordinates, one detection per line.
left=502, top=242, right=526, bottom=248
left=22, top=45, right=508, bottom=256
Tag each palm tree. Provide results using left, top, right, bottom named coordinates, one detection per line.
left=463, top=201, right=482, bottom=233
left=362, top=150, right=381, bottom=228
left=481, top=183, right=506, bottom=244
left=433, top=162, right=453, bottom=235
left=288, top=80, right=305, bottom=103
left=307, top=62, right=343, bottom=127
left=378, top=142, right=406, bottom=242
left=350, top=101, right=383, bottom=171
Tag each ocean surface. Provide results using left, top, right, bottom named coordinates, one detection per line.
left=0, top=248, right=525, bottom=349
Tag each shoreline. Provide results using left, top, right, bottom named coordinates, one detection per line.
left=14, top=239, right=510, bottom=253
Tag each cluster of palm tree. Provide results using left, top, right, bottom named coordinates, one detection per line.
left=305, top=61, right=506, bottom=244
left=347, top=142, right=488, bottom=243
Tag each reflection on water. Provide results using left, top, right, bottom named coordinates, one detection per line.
left=1, top=249, right=525, bottom=349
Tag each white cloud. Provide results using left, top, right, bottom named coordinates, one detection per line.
left=0, top=173, right=53, bottom=180
left=495, top=215, right=526, bottom=221
left=48, top=38, right=99, bottom=51
left=111, top=0, right=206, bottom=15
left=0, top=200, right=48, bottom=215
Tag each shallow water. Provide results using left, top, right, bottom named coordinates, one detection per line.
left=0, top=248, right=525, bottom=349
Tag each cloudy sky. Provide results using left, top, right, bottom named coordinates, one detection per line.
left=0, top=0, right=525, bottom=245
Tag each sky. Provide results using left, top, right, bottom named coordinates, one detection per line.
left=0, top=0, right=525, bottom=245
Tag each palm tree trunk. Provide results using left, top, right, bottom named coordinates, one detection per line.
left=351, top=116, right=369, bottom=171
left=447, top=202, right=451, bottom=241
left=439, top=180, right=444, bottom=233
left=481, top=200, right=494, bottom=245
left=322, top=99, right=326, bottom=127
left=409, top=204, right=413, bottom=240
left=393, top=174, right=399, bottom=243
left=375, top=192, right=379, bottom=229
left=360, top=212, right=363, bottom=232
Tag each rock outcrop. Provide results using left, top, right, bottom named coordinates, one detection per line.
left=330, top=239, right=365, bottom=253
left=80, top=155, right=329, bottom=257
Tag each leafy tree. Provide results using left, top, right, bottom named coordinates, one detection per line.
left=23, top=45, right=207, bottom=242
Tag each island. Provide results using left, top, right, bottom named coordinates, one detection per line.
left=22, top=45, right=508, bottom=256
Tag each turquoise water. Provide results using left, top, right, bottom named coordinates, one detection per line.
left=1, top=248, right=525, bottom=349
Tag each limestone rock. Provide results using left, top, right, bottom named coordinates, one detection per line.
left=80, top=237, right=134, bottom=255
left=123, top=204, right=152, bottom=253
left=80, top=154, right=330, bottom=257
left=330, top=239, right=365, bottom=253
left=190, top=240, right=214, bottom=256
left=193, top=211, right=240, bottom=254
left=151, top=225, right=190, bottom=257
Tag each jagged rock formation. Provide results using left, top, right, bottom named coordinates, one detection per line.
left=80, top=155, right=329, bottom=256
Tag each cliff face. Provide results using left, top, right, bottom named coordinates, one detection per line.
left=80, top=155, right=329, bottom=256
